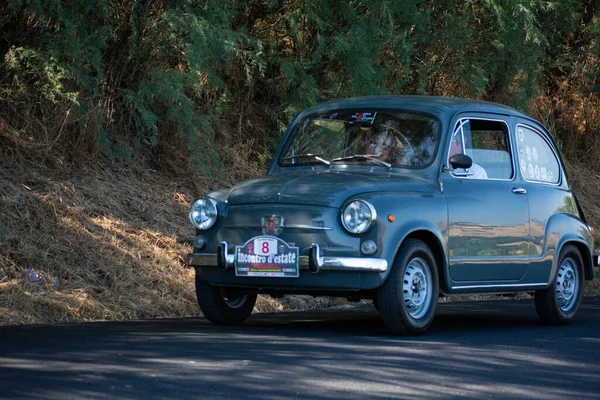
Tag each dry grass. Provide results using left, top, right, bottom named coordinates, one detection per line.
left=0, top=158, right=202, bottom=324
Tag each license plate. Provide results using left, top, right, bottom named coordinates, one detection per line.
left=235, top=236, right=299, bottom=278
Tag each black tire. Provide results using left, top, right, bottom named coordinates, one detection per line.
left=195, top=274, right=257, bottom=325
left=377, top=239, right=439, bottom=335
left=534, top=244, right=584, bottom=325
left=372, top=296, right=380, bottom=311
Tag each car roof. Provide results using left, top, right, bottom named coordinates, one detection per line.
left=299, top=95, right=531, bottom=120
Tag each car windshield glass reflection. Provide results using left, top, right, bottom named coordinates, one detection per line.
left=280, top=153, right=331, bottom=165
left=332, top=154, right=391, bottom=168
left=280, top=111, right=440, bottom=168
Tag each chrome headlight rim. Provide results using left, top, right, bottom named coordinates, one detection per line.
left=341, top=199, right=377, bottom=235
left=189, top=197, right=219, bottom=230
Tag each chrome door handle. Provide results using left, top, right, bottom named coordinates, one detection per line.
left=512, top=187, right=527, bottom=194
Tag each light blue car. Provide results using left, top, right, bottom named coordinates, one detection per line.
left=187, top=96, right=600, bottom=335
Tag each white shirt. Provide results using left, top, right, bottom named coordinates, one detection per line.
left=468, top=163, right=488, bottom=179
left=453, top=163, right=488, bottom=179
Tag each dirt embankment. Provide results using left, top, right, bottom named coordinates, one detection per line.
left=0, top=158, right=349, bottom=324
left=0, top=158, right=599, bottom=325
left=0, top=161, right=197, bottom=324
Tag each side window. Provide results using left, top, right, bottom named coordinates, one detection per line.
left=449, top=119, right=513, bottom=180
left=515, top=125, right=560, bottom=184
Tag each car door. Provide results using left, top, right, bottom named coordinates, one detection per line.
left=441, top=114, right=531, bottom=286
left=514, top=121, right=575, bottom=283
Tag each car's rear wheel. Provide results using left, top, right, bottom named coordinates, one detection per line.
left=534, top=244, right=584, bottom=325
left=195, top=273, right=257, bottom=325
left=377, top=239, right=439, bottom=335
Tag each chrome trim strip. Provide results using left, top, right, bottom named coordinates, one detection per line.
left=187, top=253, right=387, bottom=272
left=298, top=252, right=388, bottom=271
left=306, top=256, right=387, bottom=272
left=226, top=254, right=235, bottom=266
left=285, top=224, right=332, bottom=230
left=217, top=241, right=235, bottom=269
left=187, top=253, right=216, bottom=266
left=452, top=282, right=547, bottom=290
left=222, top=225, right=332, bottom=230
left=308, top=243, right=322, bottom=273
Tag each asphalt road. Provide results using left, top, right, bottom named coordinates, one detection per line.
left=1, top=298, right=600, bottom=400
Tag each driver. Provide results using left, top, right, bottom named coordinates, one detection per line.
left=354, top=122, right=404, bottom=163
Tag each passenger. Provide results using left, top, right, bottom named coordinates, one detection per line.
left=449, top=133, right=488, bottom=179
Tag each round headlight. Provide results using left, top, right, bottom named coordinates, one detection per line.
left=341, top=200, right=376, bottom=234
left=189, top=197, right=218, bottom=230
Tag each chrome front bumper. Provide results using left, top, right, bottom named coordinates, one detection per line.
left=187, top=243, right=388, bottom=273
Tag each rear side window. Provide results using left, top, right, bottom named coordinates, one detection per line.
left=515, top=125, right=560, bottom=184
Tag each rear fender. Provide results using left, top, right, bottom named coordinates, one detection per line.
left=544, top=213, right=594, bottom=284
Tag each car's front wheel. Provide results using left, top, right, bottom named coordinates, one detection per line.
left=534, top=244, right=584, bottom=325
left=195, top=274, right=257, bottom=325
left=377, top=239, right=439, bottom=335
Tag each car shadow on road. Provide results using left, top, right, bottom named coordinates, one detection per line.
left=240, top=298, right=546, bottom=337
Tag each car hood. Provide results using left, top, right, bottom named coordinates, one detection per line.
left=222, top=169, right=433, bottom=208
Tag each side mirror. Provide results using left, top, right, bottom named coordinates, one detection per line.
left=449, top=154, right=473, bottom=169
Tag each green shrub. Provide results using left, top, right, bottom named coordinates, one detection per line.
left=0, top=0, right=598, bottom=176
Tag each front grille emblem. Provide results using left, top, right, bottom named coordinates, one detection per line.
left=262, top=215, right=284, bottom=236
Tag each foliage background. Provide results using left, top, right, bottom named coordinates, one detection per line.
left=1, top=0, right=599, bottom=324
left=2, top=0, right=599, bottom=175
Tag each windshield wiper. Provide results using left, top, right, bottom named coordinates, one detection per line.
left=332, top=154, right=392, bottom=168
left=281, top=153, right=331, bottom=165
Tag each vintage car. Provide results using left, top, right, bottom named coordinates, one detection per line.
left=186, top=96, right=600, bottom=335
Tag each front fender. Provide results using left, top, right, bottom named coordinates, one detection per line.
left=358, top=192, right=448, bottom=283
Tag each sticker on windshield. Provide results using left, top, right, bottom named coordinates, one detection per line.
left=532, top=147, right=539, bottom=162
left=518, top=128, right=524, bottom=142
left=541, top=167, right=547, bottom=181
left=349, top=112, right=377, bottom=125
left=534, top=165, right=540, bottom=180
left=526, top=146, right=532, bottom=162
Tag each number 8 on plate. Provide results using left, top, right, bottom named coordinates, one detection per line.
left=253, top=238, right=277, bottom=256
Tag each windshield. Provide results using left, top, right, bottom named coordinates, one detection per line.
left=279, top=110, right=440, bottom=168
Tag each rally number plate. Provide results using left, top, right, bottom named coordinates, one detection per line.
left=235, top=236, right=299, bottom=278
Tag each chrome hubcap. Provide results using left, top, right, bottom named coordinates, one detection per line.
left=402, top=257, right=433, bottom=319
left=220, top=288, right=248, bottom=309
left=556, top=257, right=579, bottom=312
